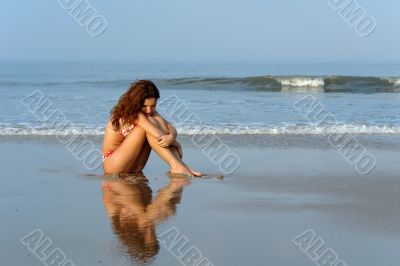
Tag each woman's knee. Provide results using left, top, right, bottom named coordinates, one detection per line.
left=148, top=116, right=168, bottom=134
left=126, top=124, right=146, bottom=139
left=147, top=116, right=159, bottom=126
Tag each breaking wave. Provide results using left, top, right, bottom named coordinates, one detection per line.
left=1, top=124, right=399, bottom=136
left=2, top=76, right=400, bottom=93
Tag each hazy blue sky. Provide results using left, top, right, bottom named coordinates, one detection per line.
left=1, top=0, right=399, bottom=63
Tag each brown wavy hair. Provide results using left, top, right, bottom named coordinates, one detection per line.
left=110, top=80, right=160, bottom=131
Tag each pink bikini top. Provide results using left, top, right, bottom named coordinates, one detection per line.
left=120, top=124, right=136, bottom=137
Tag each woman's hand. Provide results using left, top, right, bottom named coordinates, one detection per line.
left=157, top=134, right=174, bottom=148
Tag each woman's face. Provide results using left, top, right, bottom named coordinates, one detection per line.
left=141, top=98, right=157, bottom=116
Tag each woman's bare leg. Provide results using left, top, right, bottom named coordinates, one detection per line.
left=144, top=131, right=194, bottom=176
left=149, top=116, right=202, bottom=176
left=103, top=126, right=148, bottom=174
left=129, top=141, right=151, bottom=172
left=170, top=146, right=202, bottom=176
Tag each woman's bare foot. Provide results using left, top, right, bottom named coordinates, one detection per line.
left=170, top=166, right=194, bottom=177
left=189, top=168, right=203, bottom=177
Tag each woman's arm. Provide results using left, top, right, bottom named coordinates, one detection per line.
left=150, top=114, right=183, bottom=157
left=153, top=114, right=179, bottom=147
left=167, top=122, right=177, bottom=140
left=166, top=122, right=182, bottom=149
left=136, top=112, right=165, bottom=138
left=153, top=111, right=177, bottom=139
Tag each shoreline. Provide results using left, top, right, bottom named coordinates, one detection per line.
left=1, top=138, right=399, bottom=265
left=1, top=133, right=400, bottom=148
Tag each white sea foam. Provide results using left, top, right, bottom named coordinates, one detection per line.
left=384, top=77, right=400, bottom=86
left=276, top=77, right=325, bottom=87
left=0, top=126, right=104, bottom=136
left=177, top=124, right=400, bottom=135
left=1, top=124, right=399, bottom=136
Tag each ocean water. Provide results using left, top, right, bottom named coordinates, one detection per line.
left=1, top=62, right=400, bottom=137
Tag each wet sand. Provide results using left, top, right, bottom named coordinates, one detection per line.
left=1, top=136, right=400, bottom=266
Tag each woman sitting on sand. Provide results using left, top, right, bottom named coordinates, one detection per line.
left=102, top=80, right=201, bottom=177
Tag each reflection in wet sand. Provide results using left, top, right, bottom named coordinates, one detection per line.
left=101, top=173, right=191, bottom=264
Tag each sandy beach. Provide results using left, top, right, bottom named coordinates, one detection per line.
left=1, top=135, right=399, bottom=266
left=2, top=0, right=400, bottom=264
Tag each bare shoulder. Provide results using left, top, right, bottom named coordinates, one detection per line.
left=104, top=120, right=119, bottom=135
left=105, top=120, right=115, bottom=131
left=102, top=120, right=123, bottom=152
left=103, top=120, right=123, bottom=141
